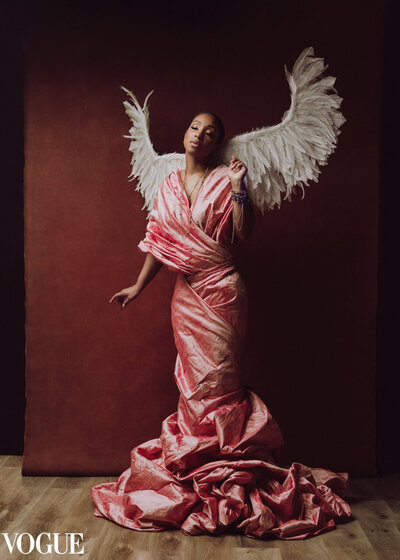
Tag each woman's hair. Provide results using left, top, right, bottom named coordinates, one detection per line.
left=188, top=111, right=225, bottom=145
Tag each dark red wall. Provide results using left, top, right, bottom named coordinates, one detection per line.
left=21, top=0, right=381, bottom=475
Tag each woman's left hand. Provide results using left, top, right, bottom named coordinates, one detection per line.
left=228, top=156, right=247, bottom=187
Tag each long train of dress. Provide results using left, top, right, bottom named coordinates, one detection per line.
left=91, top=165, right=351, bottom=539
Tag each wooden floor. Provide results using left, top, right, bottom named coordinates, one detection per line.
left=0, top=456, right=399, bottom=560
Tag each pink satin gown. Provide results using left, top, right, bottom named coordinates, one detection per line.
left=91, top=164, right=351, bottom=540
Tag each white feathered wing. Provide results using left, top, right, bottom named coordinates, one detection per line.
left=121, top=86, right=185, bottom=215
left=219, top=46, right=345, bottom=212
left=121, top=46, right=345, bottom=215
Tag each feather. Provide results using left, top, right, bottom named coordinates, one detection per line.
left=121, top=86, right=184, bottom=217
left=220, top=46, right=345, bottom=211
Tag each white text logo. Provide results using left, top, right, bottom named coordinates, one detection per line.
left=1, top=533, right=84, bottom=555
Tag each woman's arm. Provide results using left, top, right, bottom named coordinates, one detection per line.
left=229, top=156, right=255, bottom=241
left=136, top=252, right=163, bottom=292
left=231, top=178, right=256, bottom=240
left=110, top=252, right=163, bottom=308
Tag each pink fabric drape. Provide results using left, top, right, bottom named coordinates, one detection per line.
left=91, top=165, right=351, bottom=539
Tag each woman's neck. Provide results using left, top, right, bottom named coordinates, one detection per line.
left=184, top=154, right=215, bottom=176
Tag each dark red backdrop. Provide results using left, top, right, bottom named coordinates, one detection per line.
left=22, top=0, right=381, bottom=475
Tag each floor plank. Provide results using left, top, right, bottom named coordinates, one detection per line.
left=0, top=455, right=10, bottom=467
left=321, top=519, right=380, bottom=560
left=351, top=498, right=400, bottom=560
left=233, top=548, right=282, bottom=559
left=0, top=458, right=399, bottom=560
left=370, top=474, right=400, bottom=531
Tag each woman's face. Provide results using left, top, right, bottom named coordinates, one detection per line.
left=183, top=113, right=219, bottom=161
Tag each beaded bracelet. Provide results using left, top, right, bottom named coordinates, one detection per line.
left=230, top=190, right=249, bottom=204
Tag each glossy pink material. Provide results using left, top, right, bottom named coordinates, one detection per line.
left=91, top=165, right=351, bottom=539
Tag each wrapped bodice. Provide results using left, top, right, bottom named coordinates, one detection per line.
left=138, top=164, right=235, bottom=279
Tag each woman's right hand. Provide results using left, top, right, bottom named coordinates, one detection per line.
left=109, top=284, right=142, bottom=309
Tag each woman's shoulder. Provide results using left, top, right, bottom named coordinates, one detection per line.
left=166, top=168, right=183, bottom=183
left=162, top=168, right=180, bottom=185
left=212, top=164, right=231, bottom=186
left=210, top=163, right=229, bottom=180
left=161, top=168, right=182, bottom=197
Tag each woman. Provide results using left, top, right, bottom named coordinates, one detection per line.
left=91, top=112, right=351, bottom=540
